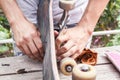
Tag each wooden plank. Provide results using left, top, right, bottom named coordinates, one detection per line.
left=0, top=56, right=42, bottom=75
left=0, top=73, right=119, bottom=80
left=0, top=64, right=119, bottom=80
left=0, top=72, right=42, bottom=80
left=59, top=64, right=120, bottom=80
left=93, top=46, right=120, bottom=64
left=0, top=46, right=120, bottom=80
left=0, top=50, right=110, bottom=75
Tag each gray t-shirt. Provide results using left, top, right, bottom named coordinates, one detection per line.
left=16, top=0, right=89, bottom=25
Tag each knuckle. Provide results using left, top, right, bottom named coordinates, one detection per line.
left=56, top=37, right=62, bottom=43
left=23, top=35, right=30, bottom=41
left=16, top=42, right=21, bottom=47
left=31, top=31, right=37, bottom=37
left=69, top=50, right=74, bottom=54
left=62, top=46, right=68, bottom=52
left=77, top=48, right=81, bottom=53
left=32, top=49, right=38, bottom=55
left=38, top=45, right=42, bottom=49
left=16, top=39, right=24, bottom=47
left=75, top=46, right=79, bottom=51
left=60, top=55, right=65, bottom=59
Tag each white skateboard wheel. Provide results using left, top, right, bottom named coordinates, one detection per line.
left=72, top=64, right=96, bottom=80
left=60, top=57, right=77, bottom=76
left=59, top=0, right=76, bottom=10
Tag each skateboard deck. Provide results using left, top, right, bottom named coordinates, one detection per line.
left=37, top=0, right=60, bottom=80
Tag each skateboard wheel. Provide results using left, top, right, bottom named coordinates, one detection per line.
left=59, top=0, right=76, bottom=10
left=72, top=64, right=96, bottom=80
left=60, top=57, right=77, bottom=76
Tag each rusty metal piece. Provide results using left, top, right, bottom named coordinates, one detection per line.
left=76, top=48, right=98, bottom=66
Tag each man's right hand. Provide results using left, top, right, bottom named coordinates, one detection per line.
left=11, top=20, right=43, bottom=61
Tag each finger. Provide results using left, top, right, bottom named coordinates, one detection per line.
left=57, top=40, right=75, bottom=56
left=54, top=30, right=59, bottom=38
left=58, top=46, right=77, bottom=60
left=59, top=29, right=67, bottom=36
left=71, top=52, right=80, bottom=59
left=37, top=30, right=41, bottom=37
left=71, top=46, right=84, bottom=59
left=17, top=45, right=25, bottom=54
left=33, top=37, right=43, bottom=57
left=27, top=40, right=42, bottom=61
left=56, top=35, right=68, bottom=49
left=22, top=44, right=36, bottom=59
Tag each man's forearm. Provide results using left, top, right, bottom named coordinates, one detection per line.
left=78, top=0, right=109, bottom=35
left=0, top=0, right=25, bottom=27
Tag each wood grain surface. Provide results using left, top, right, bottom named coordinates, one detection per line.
left=0, top=46, right=120, bottom=80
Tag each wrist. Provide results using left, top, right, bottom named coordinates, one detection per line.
left=9, top=16, right=26, bottom=28
left=77, top=19, right=95, bottom=37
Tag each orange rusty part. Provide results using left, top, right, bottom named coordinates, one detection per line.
left=76, top=48, right=97, bottom=66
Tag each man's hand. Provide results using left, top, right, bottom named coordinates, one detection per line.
left=55, top=25, right=90, bottom=60
left=0, top=0, right=43, bottom=61
left=11, top=20, right=43, bottom=61
left=55, top=0, right=109, bottom=61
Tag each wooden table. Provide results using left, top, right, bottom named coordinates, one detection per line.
left=0, top=46, right=120, bottom=80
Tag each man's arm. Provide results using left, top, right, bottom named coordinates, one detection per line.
left=0, top=0, right=25, bottom=26
left=56, top=0, right=109, bottom=60
left=78, top=0, right=110, bottom=36
left=0, top=0, right=43, bottom=61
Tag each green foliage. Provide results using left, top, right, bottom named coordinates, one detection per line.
left=0, top=15, right=12, bottom=55
left=92, top=0, right=120, bottom=47
left=116, top=15, right=120, bottom=28
left=96, top=0, right=120, bottom=31
left=0, top=45, right=9, bottom=53
left=0, top=24, right=10, bottom=40
left=106, top=14, right=120, bottom=46
left=106, top=34, right=120, bottom=46
left=0, top=15, right=9, bottom=28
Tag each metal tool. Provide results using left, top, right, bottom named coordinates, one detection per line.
left=58, top=0, right=76, bottom=32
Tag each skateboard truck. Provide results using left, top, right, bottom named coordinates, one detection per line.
left=58, top=0, right=76, bottom=31
left=57, top=0, right=77, bottom=76
left=58, top=1, right=97, bottom=79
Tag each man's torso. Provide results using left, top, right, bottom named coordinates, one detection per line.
left=16, top=0, right=89, bottom=25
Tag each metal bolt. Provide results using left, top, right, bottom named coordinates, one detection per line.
left=80, top=65, right=90, bottom=72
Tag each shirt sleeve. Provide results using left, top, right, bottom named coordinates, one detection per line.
left=16, top=0, right=39, bottom=24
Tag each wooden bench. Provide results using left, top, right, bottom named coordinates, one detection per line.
left=0, top=46, right=120, bottom=80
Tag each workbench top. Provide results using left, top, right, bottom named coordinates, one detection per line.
left=0, top=46, right=120, bottom=80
